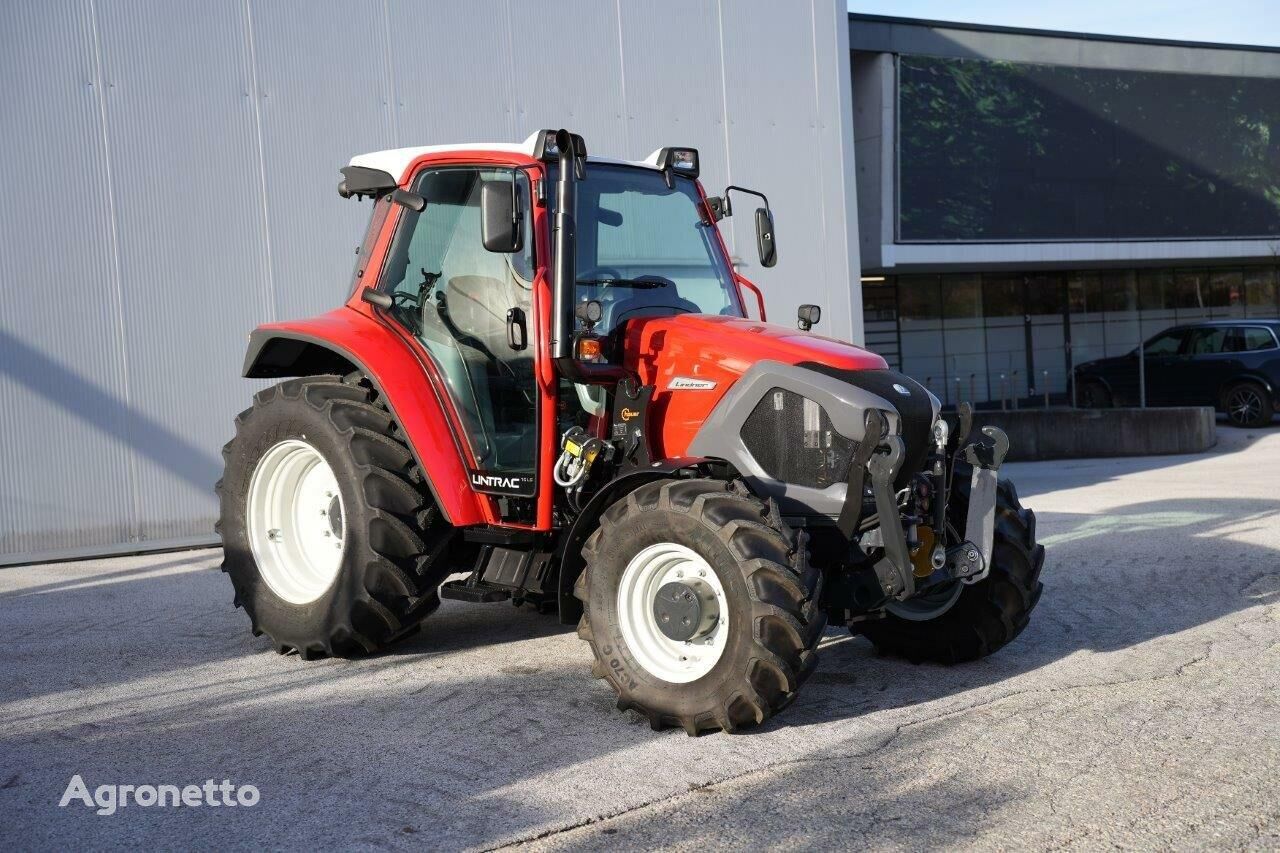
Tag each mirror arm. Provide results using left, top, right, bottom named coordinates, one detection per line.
left=723, top=185, right=771, bottom=216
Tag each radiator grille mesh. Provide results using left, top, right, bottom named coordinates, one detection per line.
left=740, top=388, right=857, bottom=490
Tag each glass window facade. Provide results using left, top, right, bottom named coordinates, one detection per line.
left=865, top=265, right=1280, bottom=406
left=897, top=55, right=1280, bottom=241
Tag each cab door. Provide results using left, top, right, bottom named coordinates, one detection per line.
left=377, top=165, right=540, bottom=508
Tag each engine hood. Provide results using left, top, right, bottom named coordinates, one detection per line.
left=621, top=313, right=890, bottom=459
left=624, top=314, right=887, bottom=378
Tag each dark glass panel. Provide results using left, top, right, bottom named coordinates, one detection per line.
left=898, top=56, right=1280, bottom=240
left=1244, top=267, right=1279, bottom=316
left=982, top=274, right=1023, bottom=317
left=897, top=275, right=942, bottom=322
left=1138, top=269, right=1177, bottom=311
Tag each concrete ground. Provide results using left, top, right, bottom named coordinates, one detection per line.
left=1, top=426, right=1278, bottom=851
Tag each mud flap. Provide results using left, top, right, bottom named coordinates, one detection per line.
left=961, top=426, right=1010, bottom=584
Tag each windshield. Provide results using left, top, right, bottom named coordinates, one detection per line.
left=552, top=164, right=743, bottom=335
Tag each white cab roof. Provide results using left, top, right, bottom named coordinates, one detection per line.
left=349, top=131, right=665, bottom=181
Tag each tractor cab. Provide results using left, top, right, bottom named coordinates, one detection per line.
left=222, top=129, right=1044, bottom=735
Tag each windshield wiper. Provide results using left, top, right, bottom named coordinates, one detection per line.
left=577, top=278, right=669, bottom=289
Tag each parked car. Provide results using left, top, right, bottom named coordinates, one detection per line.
left=1072, top=320, right=1280, bottom=428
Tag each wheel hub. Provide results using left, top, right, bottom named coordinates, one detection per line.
left=246, top=439, right=346, bottom=605
left=652, top=579, right=719, bottom=642
left=616, top=542, right=729, bottom=684
left=1229, top=388, right=1262, bottom=423
left=326, top=494, right=344, bottom=539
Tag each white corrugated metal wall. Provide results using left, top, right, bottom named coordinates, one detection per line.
left=0, top=0, right=860, bottom=565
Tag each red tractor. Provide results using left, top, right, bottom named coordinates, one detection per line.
left=217, top=129, right=1044, bottom=734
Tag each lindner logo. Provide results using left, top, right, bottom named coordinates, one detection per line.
left=668, top=377, right=717, bottom=391
left=892, top=383, right=911, bottom=396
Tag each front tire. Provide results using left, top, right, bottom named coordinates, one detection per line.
left=575, top=479, right=825, bottom=734
left=853, top=471, right=1044, bottom=664
left=216, top=374, right=453, bottom=658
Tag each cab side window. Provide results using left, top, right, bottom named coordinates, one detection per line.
left=377, top=167, right=537, bottom=476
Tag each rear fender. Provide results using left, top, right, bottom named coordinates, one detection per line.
left=554, top=457, right=735, bottom=624
left=242, top=308, right=489, bottom=527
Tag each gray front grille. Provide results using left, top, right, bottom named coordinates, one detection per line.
left=740, top=388, right=856, bottom=490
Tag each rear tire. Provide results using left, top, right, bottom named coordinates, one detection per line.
left=216, top=373, right=453, bottom=658
left=853, top=470, right=1044, bottom=664
left=575, top=479, right=825, bottom=734
left=1223, top=381, right=1272, bottom=428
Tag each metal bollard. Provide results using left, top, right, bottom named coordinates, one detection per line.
left=954, top=375, right=962, bottom=404
left=1043, top=370, right=1050, bottom=408
left=1000, top=373, right=1007, bottom=411
left=970, top=373, right=976, bottom=404
left=1011, top=370, right=1019, bottom=410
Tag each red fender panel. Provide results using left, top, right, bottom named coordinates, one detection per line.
left=243, top=307, right=488, bottom=527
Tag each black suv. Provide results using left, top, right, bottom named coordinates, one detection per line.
left=1072, top=320, right=1280, bottom=428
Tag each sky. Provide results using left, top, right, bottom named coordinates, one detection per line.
left=847, top=0, right=1280, bottom=48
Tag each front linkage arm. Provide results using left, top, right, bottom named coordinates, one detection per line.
left=867, top=435, right=914, bottom=600
left=959, top=425, right=1010, bottom=584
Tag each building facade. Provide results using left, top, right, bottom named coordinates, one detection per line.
left=0, top=0, right=858, bottom=565
left=851, top=14, right=1280, bottom=407
left=4, top=5, right=1277, bottom=564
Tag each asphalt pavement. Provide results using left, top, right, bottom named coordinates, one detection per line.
left=2, top=425, right=1277, bottom=850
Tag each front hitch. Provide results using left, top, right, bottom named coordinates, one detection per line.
left=959, top=426, right=1010, bottom=584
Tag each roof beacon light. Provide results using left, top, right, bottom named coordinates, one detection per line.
left=532, top=129, right=587, bottom=163
left=666, top=148, right=698, bottom=176
left=651, top=147, right=699, bottom=184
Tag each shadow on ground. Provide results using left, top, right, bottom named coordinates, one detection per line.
left=1, top=490, right=1277, bottom=848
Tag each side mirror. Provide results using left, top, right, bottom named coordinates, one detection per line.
left=481, top=179, right=523, bottom=253
left=797, top=304, right=820, bottom=331
left=390, top=188, right=425, bottom=212
left=754, top=207, right=777, bottom=268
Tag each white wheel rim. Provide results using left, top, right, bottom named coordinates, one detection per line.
left=247, top=439, right=346, bottom=605
left=616, top=542, right=729, bottom=684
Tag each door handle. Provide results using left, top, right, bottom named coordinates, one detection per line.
left=506, top=307, right=527, bottom=351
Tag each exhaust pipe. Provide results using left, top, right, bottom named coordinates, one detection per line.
left=550, top=128, right=628, bottom=385
left=551, top=129, right=577, bottom=366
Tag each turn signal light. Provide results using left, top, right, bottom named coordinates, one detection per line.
left=575, top=336, right=605, bottom=362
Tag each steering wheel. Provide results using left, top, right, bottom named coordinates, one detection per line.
left=607, top=274, right=691, bottom=327
left=577, top=267, right=625, bottom=283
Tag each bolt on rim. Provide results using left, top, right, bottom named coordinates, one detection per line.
left=246, top=439, right=345, bottom=605
left=616, top=542, right=728, bottom=684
